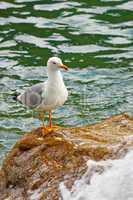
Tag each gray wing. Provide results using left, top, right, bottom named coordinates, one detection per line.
left=18, top=82, right=45, bottom=109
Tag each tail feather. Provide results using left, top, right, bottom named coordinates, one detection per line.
left=13, top=93, right=19, bottom=101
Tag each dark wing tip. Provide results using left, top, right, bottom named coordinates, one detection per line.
left=13, top=93, right=19, bottom=101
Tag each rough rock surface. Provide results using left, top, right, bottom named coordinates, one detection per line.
left=0, top=114, right=133, bottom=200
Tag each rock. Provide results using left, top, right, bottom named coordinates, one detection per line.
left=0, top=114, right=133, bottom=200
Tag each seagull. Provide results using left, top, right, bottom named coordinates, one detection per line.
left=16, top=57, right=68, bottom=129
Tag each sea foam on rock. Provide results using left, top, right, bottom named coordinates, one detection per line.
left=0, top=114, right=133, bottom=200
left=60, top=150, right=133, bottom=200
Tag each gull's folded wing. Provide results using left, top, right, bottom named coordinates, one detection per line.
left=17, top=83, right=45, bottom=109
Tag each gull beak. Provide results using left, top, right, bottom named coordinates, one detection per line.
left=59, top=64, right=69, bottom=71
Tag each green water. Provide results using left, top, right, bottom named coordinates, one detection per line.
left=0, top=0, right=133, bottom=163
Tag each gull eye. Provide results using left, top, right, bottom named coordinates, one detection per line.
left=52, top=61, right=56, bottom=65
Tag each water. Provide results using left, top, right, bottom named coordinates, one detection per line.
left=0, top=1, right=133, bottom=162
left=60, top=150, right=133, bottom=200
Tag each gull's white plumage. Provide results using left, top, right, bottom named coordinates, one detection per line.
left=39, top=69, right=68, bottom=111
left=17, top=57, right=68, bottom=127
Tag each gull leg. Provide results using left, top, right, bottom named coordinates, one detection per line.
left=39, top=111, right=47, bottom=136
left=41, top=111, right=59, bottom=135
left=49, top=111, right=52, bottom=128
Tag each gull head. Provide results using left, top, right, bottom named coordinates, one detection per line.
left=47, top=57, right=68, bottom=71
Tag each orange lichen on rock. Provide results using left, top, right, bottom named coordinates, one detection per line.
left=0, top=114, right=133, bottom=200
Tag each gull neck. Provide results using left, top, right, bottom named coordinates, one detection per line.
left=47, top=69, right=63, bottom=83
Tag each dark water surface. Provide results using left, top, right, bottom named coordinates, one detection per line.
left=0, top=0, right=133, bottom=162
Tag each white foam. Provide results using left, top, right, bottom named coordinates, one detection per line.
left=60, top=150, right=133, bottom=200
